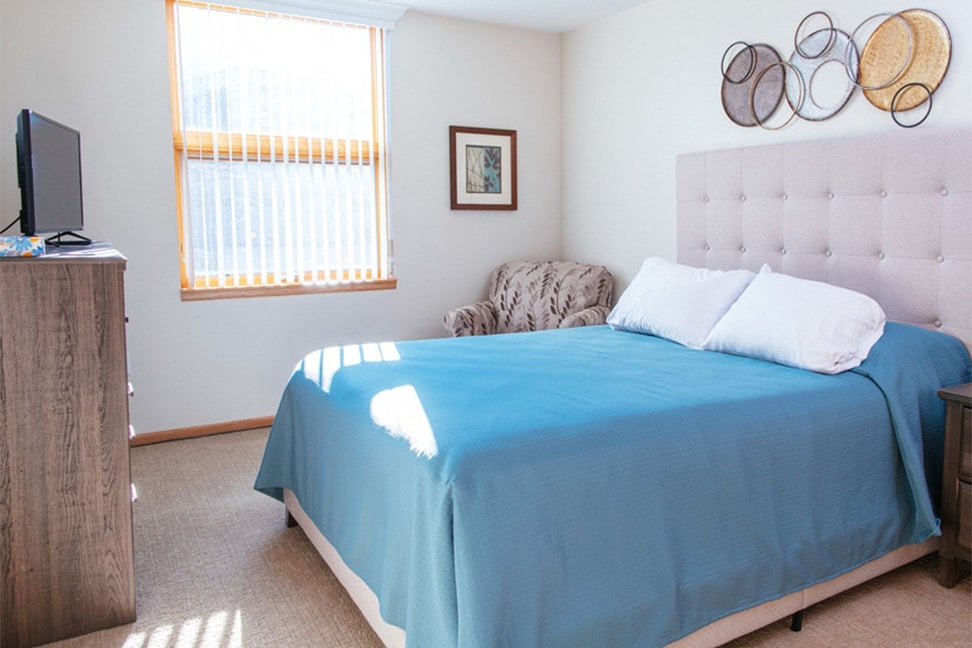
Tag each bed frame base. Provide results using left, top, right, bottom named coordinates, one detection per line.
left=790, top=609, right=803, bottom=632
left=283, top=488, right=937, bottom=648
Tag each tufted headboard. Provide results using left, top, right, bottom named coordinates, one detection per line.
left=676, top=128, right=971, bottom=350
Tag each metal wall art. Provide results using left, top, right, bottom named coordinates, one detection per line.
left=721, top=9, right=951, bottom=129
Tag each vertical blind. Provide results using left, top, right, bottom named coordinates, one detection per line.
left=168, top=0, right=392, bottom=293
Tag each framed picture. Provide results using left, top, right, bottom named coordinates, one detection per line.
left=450, top=126, right=517, bottom=210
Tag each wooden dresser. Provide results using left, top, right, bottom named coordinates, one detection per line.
left=0, top=249, right=135, bottom=647
left=938, top=382, right=972, bottom=588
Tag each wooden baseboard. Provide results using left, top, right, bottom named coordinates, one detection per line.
left=130, top=416, right=274, bottom=447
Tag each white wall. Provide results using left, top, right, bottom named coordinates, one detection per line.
left=8, top=0, right=965, bottom=434
left=562, top=0, right=972, bottom=287
left=0, top=1, right=562, bottom=433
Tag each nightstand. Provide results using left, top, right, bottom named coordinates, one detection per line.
left=938, top=382, right=971, bottom=587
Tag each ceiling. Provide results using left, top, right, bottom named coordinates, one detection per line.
left=393, top=0, right=648, bottom=33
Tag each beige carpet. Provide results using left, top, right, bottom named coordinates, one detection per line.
left=42, top=428, right=971, bottom=648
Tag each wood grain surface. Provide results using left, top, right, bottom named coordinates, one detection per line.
left=1, top=254, right=135, bottom=647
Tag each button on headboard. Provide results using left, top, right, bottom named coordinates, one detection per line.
left=676, top=129, right=971, bottom=350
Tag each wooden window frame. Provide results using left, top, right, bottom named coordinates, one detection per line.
left=166, top=0, right=396, bottom=300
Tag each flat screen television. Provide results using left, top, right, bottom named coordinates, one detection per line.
left=16, top=109, right=90, bottom=245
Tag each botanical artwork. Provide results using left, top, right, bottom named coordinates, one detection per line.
left=450, top=125, right=517, bottom=210
left=465, top=145, right=502, bottom=194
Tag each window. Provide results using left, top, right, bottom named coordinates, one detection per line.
left=167, top=0, right=395, bottom=299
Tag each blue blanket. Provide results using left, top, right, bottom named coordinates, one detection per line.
left=255, top=323, right=969, bottom=647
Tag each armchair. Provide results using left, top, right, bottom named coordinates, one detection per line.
left=443, top=260, right=614, bottom=337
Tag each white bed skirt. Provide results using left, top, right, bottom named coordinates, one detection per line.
left=284, top=489, right=407, bottom=647
left=284, top=489, right=936, bottom=648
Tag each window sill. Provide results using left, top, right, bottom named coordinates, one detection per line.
left=180, top=277, right=397, bottom=301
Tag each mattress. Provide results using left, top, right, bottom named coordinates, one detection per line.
left=255, top=322, right=970, bottom=647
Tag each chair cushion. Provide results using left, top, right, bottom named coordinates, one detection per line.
left=489, top=261, right=613, bottom=333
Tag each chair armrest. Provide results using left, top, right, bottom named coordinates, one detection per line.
left=443, top=301, right=498, bottom=337
left=558, top=305, right=611, bottom=329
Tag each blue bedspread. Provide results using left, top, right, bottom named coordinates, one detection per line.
left=255, top=323, right=970, bottom=647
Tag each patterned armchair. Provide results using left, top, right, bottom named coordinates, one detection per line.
left=443, top=260, right=614, bottom=337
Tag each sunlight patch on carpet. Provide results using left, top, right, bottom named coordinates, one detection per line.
left=118, top=610, right=243, bottom=648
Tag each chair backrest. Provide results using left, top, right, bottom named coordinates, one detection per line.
left=488, top=261, right=613, bottom=333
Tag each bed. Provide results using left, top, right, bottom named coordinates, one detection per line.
left=255, top=128, right=971, bottom=647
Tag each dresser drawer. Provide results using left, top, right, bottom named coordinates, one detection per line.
left=958, top=481, right=971, bottom=554
left=960, top=405, right=971, bottom=480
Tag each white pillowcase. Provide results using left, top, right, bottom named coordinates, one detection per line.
left=702, top=264, right=886, bottom=374
left=607, top=257, right=756, bottom=349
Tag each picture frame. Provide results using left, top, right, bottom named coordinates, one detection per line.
left=449, top=126, right=517, bottom=210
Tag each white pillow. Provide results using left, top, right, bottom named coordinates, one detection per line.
left=607, top=257, right=756, bottom=349
left=702, top=264, right=886, bottom=374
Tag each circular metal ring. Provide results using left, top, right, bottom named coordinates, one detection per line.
left=795, top=11, right=835, bottom=59
left=890, top=82, right=932, bottom=128
left=722, top=41, right=756, bottom=84
left=788, top=29, right=857, bottom=121
left=750, top=61, right=804, bottom=130
left=845, top=13, right=913, bottom=91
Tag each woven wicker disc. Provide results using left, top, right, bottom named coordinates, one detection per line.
left=861, top=9, right=951, bottom=112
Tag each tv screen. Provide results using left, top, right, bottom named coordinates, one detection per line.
left=16, top=109, right=88, bottom=244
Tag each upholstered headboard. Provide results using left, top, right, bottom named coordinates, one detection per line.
left=676, top=128, right=971, bottom=350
